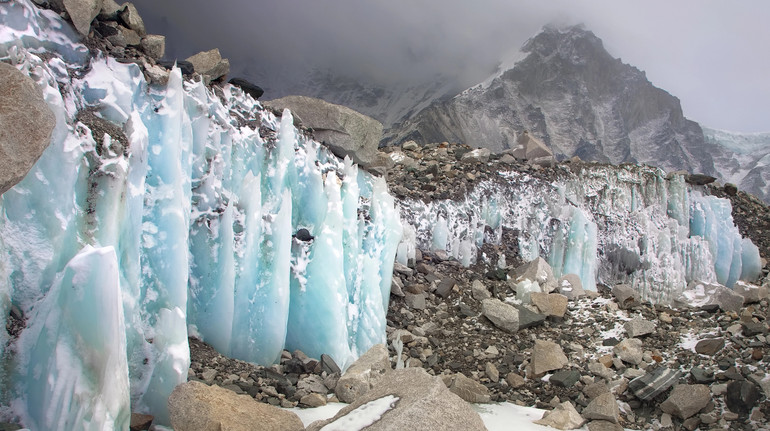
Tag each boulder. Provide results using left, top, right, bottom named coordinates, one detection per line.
left=515, top=304, right=546, bottom=329
left=611, top=284, right=639, bottom=309
left=694, top=337, right=725, bottom=356
left=675, top=280, right=744, bottom=312
left=623, top=318, right=656, bottom=338
left=98, top=0, right=122, bottom=20
left=460, top=148, right=491, bottom=163
left=118, top=2, right=146, bottom=36
left=513, top=131, right=553, bottom=161
left=733, top=281, right=769, bottom=304
left=106, top=25, right=141, bottom=47
left=266, top=96, right=391, bottom=174
left=613, top=338, right=643, bottom=365
left=58, top=0, right=102, bottom=36
left=442, top=373, right=491, bottom=403
left=186, top=48, right=230, bottom=82
left=628, top=367, right=681, bottom=401
left=0, top=62, right=56, bottom=196
left=511, top=257, right=556, bottom=291
left=725, top=380, right=761, bottom=415
left=660, top=384, right=711, bottom=420
left=335, top=343, right=390, bottom=403
left=582, top=392, right=620, bottom=423
left=308, top=368, right=486, bottom=431
left=167, top=381, right=304, bottom=431
left=129, top=413, right=153, bottom=431
left=531, top=292, right=568, bottom=318
left=228, top=78, right=264, bottom=100
left=481, top=298, right=519, bottom=333
left=140, top=35, right=165, bottom=60
left=558, top=274, right=585, bottom=299
left=471, top=280, right=491, bottom=301
left=533, top=401, right=585, bottom=430
left=685, top=174, right=717, bottom=185
left=530, top=339, right=568, bottom=377
left=550, top=370, right=581, bottom=388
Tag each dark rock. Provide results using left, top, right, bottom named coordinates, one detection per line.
left=405, top=292, right=426, bottom=310
left=690, top=367, right=715, bottom=384
left=724, top=183, right=738, bottom=196
left=158, top=59, right=194, bottom=75
left=725, top=380, right=761, bottom=415
left=229, top=78, right=264, bottom=100
left=602, top=337, right=620, bottom=347
left=293, top=228, right=314, bottom=242
left=685, top=174, right=717, bottom=186
left=628, top=367, right=682, bottom=401
left=320, top=353, right=341, bottom=375
left=129, top=413, right=153, bottom=431
left=743, top=321, right=766, bottom=337
left=435, top=277, right=456, bottom=299
left=550, top=370, right=581, bottom=388
left=515, top=304, right=546, bottom=329
left=694, top=337, right=725, bottom=356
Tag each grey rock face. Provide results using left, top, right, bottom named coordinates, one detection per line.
left=0, top=62, right=56, bottom=196
left=385, top=25, right=722, bottom=181
left=623, top=317, right=656, bottom=338
left=481, top=298, right=519, bottom=333
left=309, top=368, right=486, bottom=431
left=186, top=48, right=230, bottom=82
left=59, top=0, right=102, bottom=35
left=530, top=339, right=568, bottom=376
left=511, top=256, right=556, bottom=291
left=725, top=380, right=762, bottom=415
left=118, top=3, right=145, bottom=36
left=266, top=95, right=391, bottom=174
left=582, top=392, right=620, bottom=423
left=335, top=343, right=390, bottom=403
left=140, top=35, right=165, bottom=60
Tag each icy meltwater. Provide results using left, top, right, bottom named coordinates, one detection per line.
left=0, top=1, right=401, bottom=428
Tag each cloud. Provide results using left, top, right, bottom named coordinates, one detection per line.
left=132, top=0, right=770, bottom=132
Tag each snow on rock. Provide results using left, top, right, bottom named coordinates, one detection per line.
left=0, top=1, right=401, bottom=426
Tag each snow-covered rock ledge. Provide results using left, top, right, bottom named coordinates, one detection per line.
left=0, top=1, right=401, bottom=427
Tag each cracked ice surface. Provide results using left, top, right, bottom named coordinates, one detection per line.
left=0, top=1, right=401, bottom=427
left=397, top=164, right=761, bottom=304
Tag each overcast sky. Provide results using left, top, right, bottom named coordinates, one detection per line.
left=132, top=0, right=770, bottom=132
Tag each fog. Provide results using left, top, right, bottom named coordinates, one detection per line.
left=132, top=0, right=770, bottom=132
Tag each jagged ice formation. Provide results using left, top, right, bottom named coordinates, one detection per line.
left=0, top=1, right=401, bottom=428
left=397, top=163, right=762, bottom=304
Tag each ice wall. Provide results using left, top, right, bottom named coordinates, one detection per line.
left=398, top=164, right=762, bottom=304
left=0, top=1, right=401, bottom=427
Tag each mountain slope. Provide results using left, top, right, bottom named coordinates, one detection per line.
left=706, top=127, right=770, bottom=202
left=384, top=25, right=723, bottom=177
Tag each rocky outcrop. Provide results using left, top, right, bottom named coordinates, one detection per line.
left=185, top=48, right=230, bottom=83
left=307, top=368, right=486, bottom=431
left=266, top=95, right=392, bottom=174
left=167, top=381, right=304, bottom=431
left=0, top=62, right=56, bottom=195
left=334, top=343, right=390, bottom=403
left=384, top=25, right=723, bottom=179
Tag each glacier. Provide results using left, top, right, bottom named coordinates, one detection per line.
left=397, top=163, right=762, bottom=304
left=0, top=0, right=401, bottom=427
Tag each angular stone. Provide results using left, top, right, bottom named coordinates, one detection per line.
left=98, top=0, right=121, bottom=19
left=298, top=374, right=328, bottom=395
left=582, top=392, right=620, bottom=423
left=119, top=2, right=146, bottom=35
left=130, top=413, right=153, bottom=431
left=694, top=337, right=725, bottom=356
left=308, top=368, right=485, bottom=431
left=335, top=344, right=390, bottom=403
left=550, top=370, right=581, bottom=388
left=300, top=393, right=327, bottom=407
left=613, top=338, right=643, bottom=365
left=140, top=34, right=165, bottom=60
left=515, top=304, right=546, bottom=329
left=107, top=25, right=141, bottom=47
left=587, top=420, right=623, bottom=431
left=725, top=380, right=761, bottom=415
left=266, top=96, right=389, bottom=174
left=485, top=362, right=500, bottom=382
left=511, top=257, right=556, bottom=291
left=558, top=274, right=585, bottom=300
left=690, top=367, right=715, bottom=384
left=588, top=362, right=614, bottom=381
left=531, top=292, right=568, bottom=318
left=611, top=284, right=638, bottom=309
left=442, top=373, right=491, bottom=403
left=61, top=0, right=102, bottom=35
left=660, top=384, right=711, bottom=420
left=481, top=298, right=519, bottom=333
left=186, top=48, right=230, bottom=82
left=733, top=281, right=769, bottom=304
left=321, top=353, right=341, bottom=375
left=583, top=382, right=611, bottom=400
left=628, top=367, right=682, bottom=401
left=531, top=339, right=568, bottom=377
left=506, top=372, right=525, bottom=389
left=168, top=381, right=304, bottom=431
left=0, top=63, right=56, bottom=196
left=533, top=401, right=585, bottom=430
left=675, top=281, right=744, bottom=312
left=228, top=78, right=264, bottom=100
left=404, top=292, right=426, bottom=310
left=435, top=277, right=456, bottom=299
left=460, top=148, right=491, bottom=163
left=623, top=318, right=656, bottom=338
left=143, top=63, right=170, bottom=85
left=471, top=279, right=491, bottom=301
